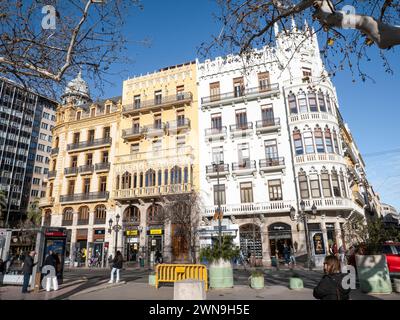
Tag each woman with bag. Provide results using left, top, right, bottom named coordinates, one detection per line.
left=313, top=255, right=351, bottom=300
left=108, top=251, right=123, bottom=283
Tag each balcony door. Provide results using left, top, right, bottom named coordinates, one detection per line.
left=238, top=143, right=250, bottom=167
left=261, top=105, right=274, bottom=124
left=154, top=90, right=162, bottom=105
left=235, top=109, right=247, bottom=129
left=233, top=77, right=244, bottom=97
left=212, top=146, right=224, bottom=165
left=264, top=140, right=279, bottom=161
left=211, top=113, right=222, bottom=132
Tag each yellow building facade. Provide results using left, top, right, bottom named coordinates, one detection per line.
left=113, top=61, right=199, bottom=263
left=40, top=73, right=122, bottom=265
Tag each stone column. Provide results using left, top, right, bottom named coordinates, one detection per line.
left=164, top=220, right=172, bottom=263
left=139, top=204, right=147, bottom=263
left=335, top=219, right=343, bottom=247
left=261, top=224, right=271, bottom=266
left=321, top=216, right=329, bottom=255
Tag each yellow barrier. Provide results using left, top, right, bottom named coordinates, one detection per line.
left=155, top=264, right=208, bottom=291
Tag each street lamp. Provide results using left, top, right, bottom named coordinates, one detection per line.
left=108, top=213, right=122, bottom=257
left=213, top=161, right=224, bottom=249
left=298, top=200, right=317, bottom=271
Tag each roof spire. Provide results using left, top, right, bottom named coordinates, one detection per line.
left=291, top=16, right=297, bottom=30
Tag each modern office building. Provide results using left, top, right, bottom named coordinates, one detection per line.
left=0, top=77, right=57, bottom=227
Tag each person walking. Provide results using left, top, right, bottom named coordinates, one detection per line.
left=313, top=255, right=351, bottom=300
left=108, top=250, right=123, bottom=284
left=155, top=250, right=162, bottom=264
left=21, top=251, right=37, bottom=293
left=289, top=245, right=296, bottom=268
left=339, top=244, right=346, bottom=268
left=283, top=243, right=290, bottom=265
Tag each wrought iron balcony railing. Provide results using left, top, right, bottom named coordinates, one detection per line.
left=205, top=163, right=230, bottom=174
left=48, top=171, right=57, bottom=179
left=67, top=137, right=112, bottom=151
left=230, top=122, right=253, bottom=132
left=79, top=165, right=94, bottom=174
left=259, top=157, right=285, bottom=168
left=51, top=148, right=59, bottom=156
left=232, top=160, right=256, bottom=171
left=60, top=191, right=109, bottom=203
left=95, top=162, right=110, bottom=172
left=256, top=118, right=280, bottom=129
left=64, top=167, right=78, bottom=175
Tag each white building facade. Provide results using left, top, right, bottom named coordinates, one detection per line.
left=197, top=23, right=365, bottom=267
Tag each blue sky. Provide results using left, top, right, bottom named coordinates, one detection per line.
left=87, top=0, right=400, bottom=211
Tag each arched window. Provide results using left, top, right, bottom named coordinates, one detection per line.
left=43, top=210, right=52, bottom=226
left=62, top=207, right=74, bottom=226
left=326, top=94, right=332, bottom=113
left=171, top=166, right=182, bottom=184
left=298, top=91, right=308, bottom=113
left=121, top=172, right=131, bottom=189
left=318, top=91, right=326, bottom=112
left=139, top=172, right=143, bottom=188
left=158, top=170, right=162, bottom=186
left=331, top=169, right=341, bottom=197
left=288, top=93, right=298, bottom=114
left=308, top=91, right=318, bottom=112
left=184, top=167, right=188, bottom=184
left=147, top=204, right=163, bottom=223
left=309, top=173, right=321, bottom=198
left=321, top=169, right=332, bottom=197
left=340, top=170, right=348, bottom=198
left=333, top=129, right=339, bottom=153
left=78, top=206, right=89, bottom=225
left=324, top=127, right=334, bottom=153
left=133, top=173, right=137, bottom=188
left=293, top=129, right=303, bottom=155
left=303, top=130, right=314, bottom=154
left=314, top=126, right=325, bottom=153
left=49, top=183, right=53, bottom=197
left=298, top=170, right=309, bottom=199
left=145, top=169, right=156, bottom=187
left=55, top=137, right=59, bottom=148
left=115, top=175, right=120, bottom=190
left=94, top=205, right=106, bottom=224
left=124, top=206, right=140, bottom=224
left=164, top=169, right=169, bottom=185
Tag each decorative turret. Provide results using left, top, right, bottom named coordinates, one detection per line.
left=61, top=71, right=92, bottom=106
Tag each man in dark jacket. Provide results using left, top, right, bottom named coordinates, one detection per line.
left=22, top=251, right=37, bottom=293
left=44, top=250, right=56, bottom=269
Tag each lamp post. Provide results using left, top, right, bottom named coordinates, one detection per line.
left=108, top=213, right=122, bottom=257
left=213, top=161, right=223, bottom=249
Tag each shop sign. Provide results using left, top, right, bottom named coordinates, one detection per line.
left=126, top=230, right=138, bottom=236
left=148, top=229, right=163, bottom=235
left=312, top=232, right=326, bottom=255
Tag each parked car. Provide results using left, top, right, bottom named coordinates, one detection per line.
left=347, top=242, right=400, bottom=275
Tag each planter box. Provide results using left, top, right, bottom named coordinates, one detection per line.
left=0, top=274, right=31, bottom=286
left=289, top=277, right=304, bottom=290
left=148, top=274, right=156, bottom=286
left=250, top=275, right=264, bottom=289
left=355, top=254, right=392, bottom=294
left=209, top=259, right=233, bottom=289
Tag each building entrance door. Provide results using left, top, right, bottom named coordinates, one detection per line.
left=268, top=223, right=293, bottom=260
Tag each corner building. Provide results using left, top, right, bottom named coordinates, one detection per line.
left=114, top=62, right=199, bottom=264
left=197, top=23, right=366, bottom=267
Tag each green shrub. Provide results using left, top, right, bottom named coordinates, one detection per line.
left=199, top=235, right=240, bottom=264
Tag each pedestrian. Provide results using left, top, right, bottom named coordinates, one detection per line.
left=332, top=241, right=338, bottom=257
left=21, top=250, right=37, bottom=293
left=108, top=250, right=123, bottom=284
left=289, top=245, right=296, bottom=267
left=313, top=255, right=351, bottom=300
left=339, top=244, right=346, bottom=267
left=43, top=250, right=58, bottom=291
left=155, top=250, right=162, bottom=264
left=283, top=243, right=290, bottom=265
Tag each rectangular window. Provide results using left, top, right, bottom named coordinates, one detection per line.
left=73, top=132, right=80, bottom=144
left=308, top=93, right=318, bottom=112
left=321, top=173, right=332, bottom=197
left=212, top=146, right=224, bottom=164
left=90, top=108, right=96, bottom=117
left=134, top=95, right=141, bottom=109
left=41, top=122, right=48, bottom=130
left=39, top=133, right=47, bottom=140
left=318, top=92, right=326, bottom=112
left=326, top=96, right=332, bottom=113
left=46, top=146, right=51, bottom=153
left=88, top=129, right=95, bottom=142
left=131, top=143, right=140, bottom=154
left=32, top=178, right=41, bottom=185
left=333, top=131, right=339, bottom=154
left=315, top=129, right=325, bottom=153
left=298, top=93, right=308, bottom=113
left=153, top=139, right=162, bottom=152
left=176, top=110, right=185, bottom=127
left=103, top=127, right=110, bottom=138
left=132, top=118, right=140, bottom=133
left=209, top=82, right=220, bottom=102
left=304, top=132, right=315, bottom=154
left=325, top=130, right=334, bottom=153
left=302, top=67, right=312, bottom=80
left=310, top=175, right=321, bottom=198
left=38, top=144, right=45, bottom=151
left=211, top=113, right=222, bottom=129
left=240, top=182, right=253, bottom=203
left=238, top=143, right=250, bottom=164
left=213, top=184, right=226, bottom=205
left=83, top=178, right=90, bottom=194
left=154, top=90, right=162, bottom=105
left=99, top=176, right=107, bottom=192
left=299, top=174, right=309, bottom=199
left=176, top=85, right=185, bottom=100
left=36, top=155, right=44, bottom=162
left=31, top=190, right=39, bottom=197
left=261, top=104, right=274, bottom=123
left=71, top=156, right=78, bottom=167
left=258, top=72, right=270, bottom=92
left=86, top=153, right=93, bottom=166
left=43, top=112, right=50, bottom=119
left=68, top=180, right=75, bottom=195
left=233, top=77, right=244, bottom=97
left=76, top=111, right=81, bottom=121
left=289, top=95, right=298, bottom=114
left=332, top=172, right=341, bottom=197
left=154, top=114, right=162, bottom=129
left=340, top=173, right=347, bottom=198
left=268, top=179, right=283, bottom=201
left=264, top=139, right=278, bottom=159
left=235, top=109, right=247, bottom=127
left=102, top=151, right=109, bottom=163
left=105, top=104, right=111, bottom=114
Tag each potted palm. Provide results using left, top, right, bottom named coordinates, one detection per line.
left=199, top=235, right=239, bottom=289
left=346, top=216, right=394, bottom=294
left=249, top=270, right=264, bottom=289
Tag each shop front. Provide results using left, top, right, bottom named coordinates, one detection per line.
left=147, top=226, right=164, bottom=264
left=88, top=229, right=106, bottom=267
left=268, top=223, right=293, bottom=261
left=239, top=224, right=262, bottom=265
left=125, top=229, right=140, bottom=263
left=308, top=223, right=326, bottom=268
left=75, top=229, right=88, bottom=266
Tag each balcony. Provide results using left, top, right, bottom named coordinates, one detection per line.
left=205, top=126, right=227, bottom=141
left=288, top=111, right=338, bottom=125
left=123, top=92, right=193, bottom=115
left=77, top=219, right=89, bottom=226
left=94, top=218, right=106, bottom=225
left=51, top=148, right=59, bottom=156
left=230, top=122, right=253, bottom=138
left=294, top=153, right=346, bottom=165
left=205, top=163, right=230, bottom=179
left=259, top=157, right=285, bottom=174
left=167, top=118, right=191, bottom=134
left=298, top=198, right=356, bottom=212
left=204, top=201, right=294, bottom=217
left=48, top=171, right=57, bottom=179
left=64, top=167, right=78, bottom=177
left=144, top=123, right=166, bottom=138
left=39, top=197, right=54, bottom=207
left=231, top=160, right=257, bottom=176
left=201, top=83, right=280, bottom=109
left=61, top=220, right=73, bottom=226
left=60, top=191, right=109, bottom=204
left=95, top=162, right=110, bottom=173
left=67, top=137, right=112, bottom=152
left=122, top=127, right=145, bottom=141
left=79, top=165, right=94, bottom=175
left=256, top=118, right=281, bottom=134
left=113, top=183, right=192, bottom=200
left=353, top=191, right=365, bottom=207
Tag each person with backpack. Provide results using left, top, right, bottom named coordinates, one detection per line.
left=313, top=255, right=351, bottom=300
left=108, top=251, right=123, bottom=283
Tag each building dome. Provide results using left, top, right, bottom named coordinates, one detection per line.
left=61, top=71, right=91, bottom=105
